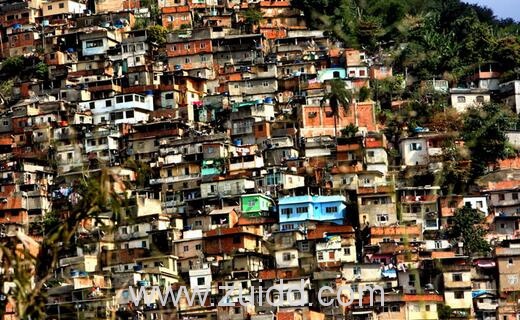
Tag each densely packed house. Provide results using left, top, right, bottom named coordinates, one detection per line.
left=0, top=0, right=519, bottom=320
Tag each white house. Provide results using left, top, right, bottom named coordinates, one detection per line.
left=42, top=0, right=86, bottom=17
left=200, top=178, right=256, bottom=198
left=462, top=195, right=488, bottom=215
left=80, top=30, right=120, bottom=57
left=400, top=137, right=428, bottom=166
left=450, top=88, right=490, bottom=113
left=78, top=93, right=153, bottom=125
left=500, top=80, right=520, bottom=114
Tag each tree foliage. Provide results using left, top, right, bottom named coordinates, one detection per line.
left=462, top=103, right=516, bottom=179
left=321, top=79, right=352, bottom=117
left=0, top=169, right=126, bottom=319
left=294, top=0, right=520, bottom=80
left=448, top=205, right=490, bottom=256
left=1, top=56, right=24, bottom=76
left=146, top=25, right=168, bottom=46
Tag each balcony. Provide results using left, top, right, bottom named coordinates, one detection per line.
left=55, top=131, right=77, bottom=141
left=149, top=173, right=201, bottom=185
left=357, top=184, right=394, bottom=194
left=87, top=82, right=122, bottom=93
left=401, top=194, right=438, bottom=203
left=115, top=230, right=149, bottom=241
left=232, top=126, right=254, bottom=135
left=276, top=44, right=304, bottom=53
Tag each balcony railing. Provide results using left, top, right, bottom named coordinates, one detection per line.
left=149, top=173, right=201, bottom=185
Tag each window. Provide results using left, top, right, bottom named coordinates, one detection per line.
left=110, top=112, right=124, bottom=121
left=125, top=110, right=134, bottom=118
left=296, top=206, right=308, bottom=213
left=325, top=206, right=338, bottom=213
left=116, top=96, right=123, bottom=103
left=281, top=208, right=293, bottom=215
left=476, top=201, right=483, bottom=208
left=197, top=277, right=205, bottom=286
left=183, top=246, right=189, bottom=252
left=359, top=69, right=366, bottom=76
left=124, top=95, right=133, bottom=102
left=141, top=241, right=147, bottom=248
left=105, top=100, right=112, bottom=107
left=454, top=291, right=464, bottom=299
left=184, top=44, right=190, bottom=50
left=343, top=247, right=351, bottom=255
left=435, top=241, right=442, bottom=249
left=452, top=273, right=463, bottom=282
left=195, top=244, right=201, bottom=250
left=59, top=2, right=64, bottom=8
left=233, top=235, right=240, bottom=244
left=425, top=305, right=431, bottom=312
left=328, top=251, right=335, bottom=259
left=367, top=151, right=375, bottom=157
left=86, top=40, right=103, bottom=48
left=89, top=102, right=95, bottom=109
left=377, top=214, right=389, bottom=223
left=509, top=258, right=514, bottom=265
left=185, top=57, right=191, bottom=63
left=47, top=5, right=52, bottom=10
left=263, top=81, right=269, bottom=87
left=353, top=266, right=361, bottom=275
left=333, top=71, right=340, bottom=78
left=410, top=143, right=422, bottom=151
left=513, top=193, right=519, bottom=200
left=317, top=252, right=324, bottom=260
left=282, top=252, right=291, bottom=261
left=293, top=292, right=301, bottom=300
left=457, top=96, right=466, bottom=103
left=476, top=95, right=485, bottom=103
left=200, top=42, right=206, bottom=49
left=499, top=194, right=505, bottom=201
left=134, top=226, right=139, bottom=232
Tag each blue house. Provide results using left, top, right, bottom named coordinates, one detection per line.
left=278, top=195, right=347, bottom=231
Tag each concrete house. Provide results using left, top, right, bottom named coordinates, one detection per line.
left=450, top=88, right=490, bottom=113
left=278, top=195, right=347, bottom=230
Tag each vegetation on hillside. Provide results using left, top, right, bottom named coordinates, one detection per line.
left=294, top=0, right=520, bottom=81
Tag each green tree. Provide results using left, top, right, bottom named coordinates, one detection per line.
left=146, top=25, right=168, bottom=46
left=0, top=169, right=126, bottom=319
left=358, top=86, right=370, bottom=102
left=34, top=62, right=48, bottom=79
left=448, top=205, right=490, bottom=256
left=340, top=123, right=358, bottom=137
left=462, top=103, right=516, bottom=179
left=321, top=79, right=353, bottom=140
left=1, top=56, right=24, bottom=76
left=0, top=79, right=13, bottom=103
left=241, top=8, right=264, bottom=33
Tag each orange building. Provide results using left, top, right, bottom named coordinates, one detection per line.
left=298, top=101, right=378, bottom=137
left=166, top=38, right=212, bottom=57
left=161, top=6, right=192, bottom=30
